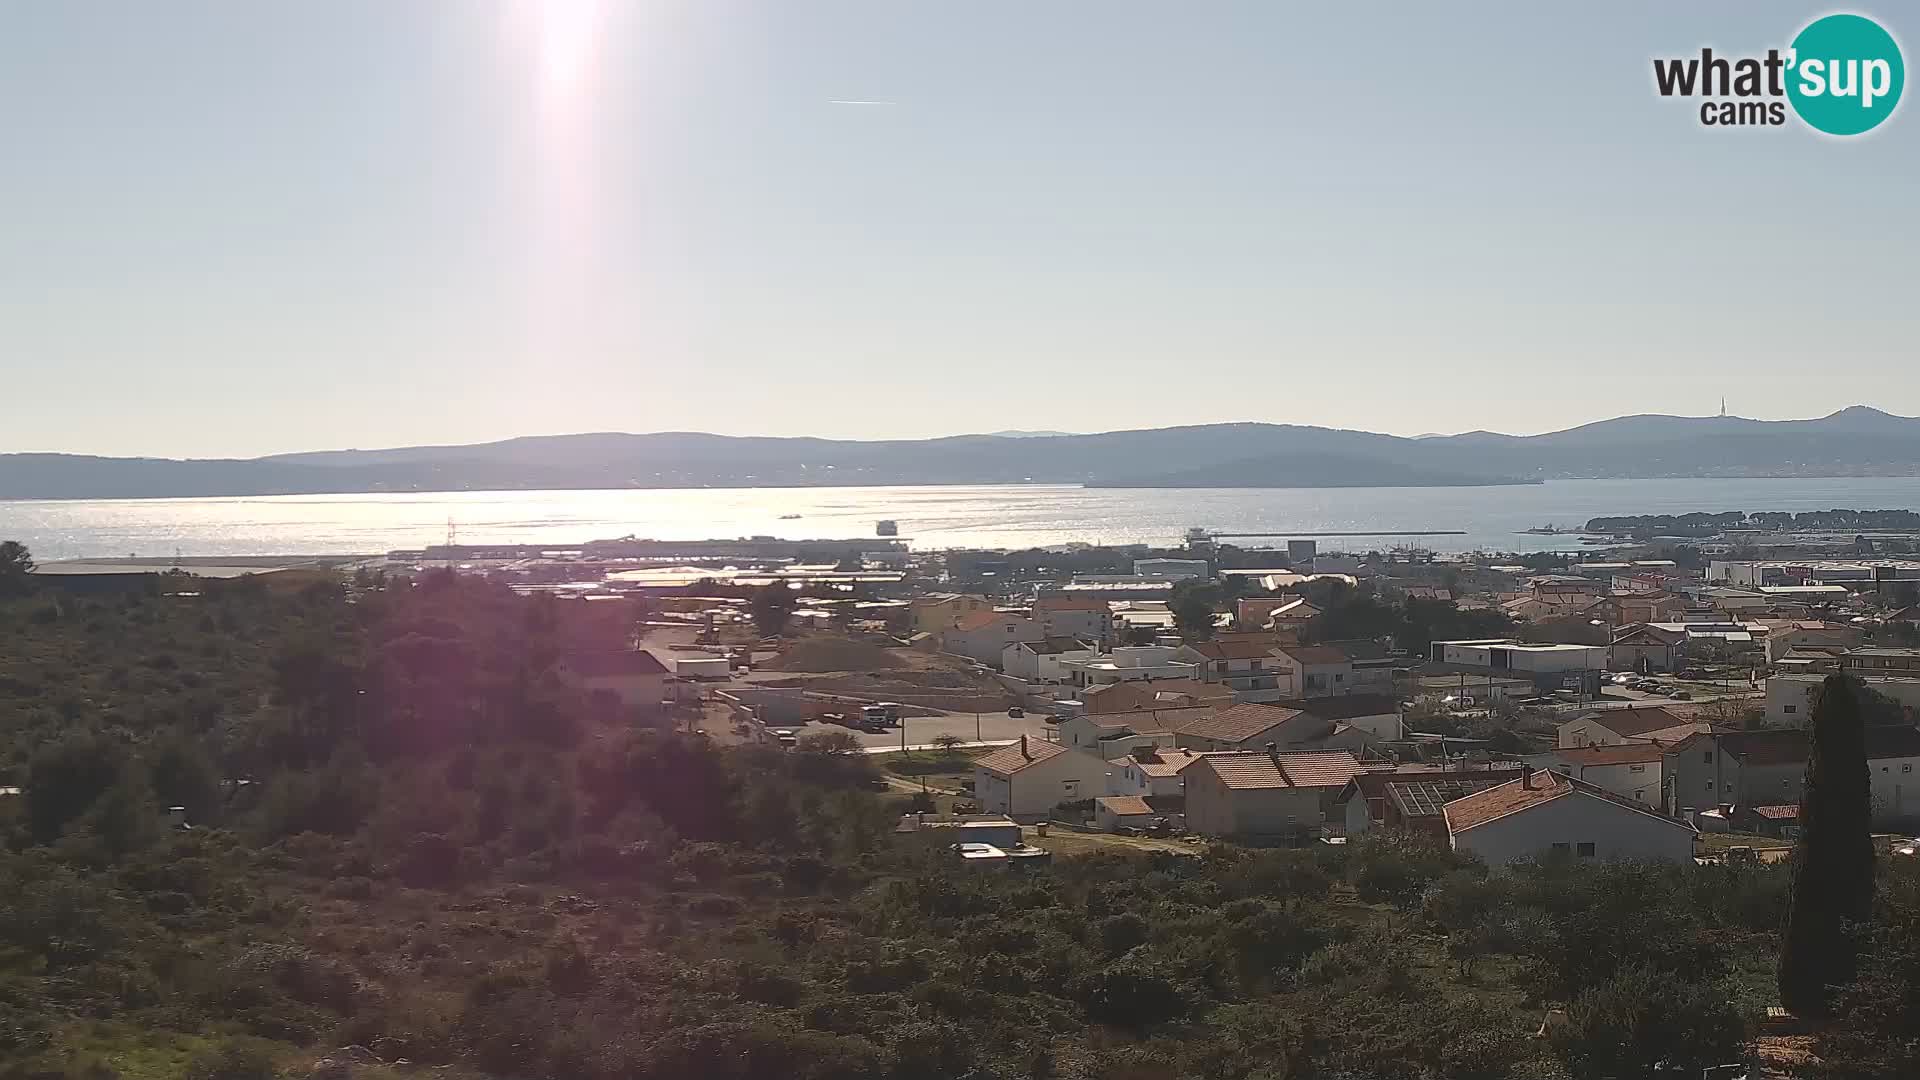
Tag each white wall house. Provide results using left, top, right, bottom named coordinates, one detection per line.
left=972, top=736, right=1111, bottom=819
left=1001, top=637, right=1098, bottom=684
left=1058, top=646, right=1201, bottom=687
left=1174, top=639, right=1292, bottom=702
left=942, top=611, right=1046, bottom=668
left=1444, top=769, right=1697, bottom=867
left=1526, top=745, right=1665, bottom=806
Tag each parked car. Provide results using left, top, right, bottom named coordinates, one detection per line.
left=1670, top=690, right=1692, bottom=700
left=1007, top=705, right=1024, bottom=718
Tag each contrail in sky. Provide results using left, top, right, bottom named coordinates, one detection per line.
left=829, top=99, right=898, bottom=105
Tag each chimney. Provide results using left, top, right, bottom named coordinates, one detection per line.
left=1266, top=741, right=1280, bottom=763
left=1521, top=763, right=1534, bottom=789
left=1020, top=733, right=1030, bottom=759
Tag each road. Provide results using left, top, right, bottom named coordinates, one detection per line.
left=785, top=707, right=1055, bottom=751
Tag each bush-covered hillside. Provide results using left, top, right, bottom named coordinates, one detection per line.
left=1, top=564, right=1916, bottom=1080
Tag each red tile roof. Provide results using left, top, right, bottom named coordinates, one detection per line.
left=1274, top=645, right=1352, bottom=666
left=1107, top=748, right=1221, bottom=777
left=1175, top=703, right=1316, bottom=745
left=1198, top=750, right=1365, bottom=790
left=974, top=736, right=1072, bottom=777
left=1750, top=804, right=1801, bottom=820
left=1082, top=678, right=1233, bottom=712
left=950, top=610, right=1012, bottom=632
left=1553, top=743, right=1669, bottom=766
left=1082, top=705, right=1214, bottom=734
left=1095, top=795, right=1154, bottom=816
left=1443, top=771, right=1695, bottom=835
left=1579, top=707, right=1691, bottom=738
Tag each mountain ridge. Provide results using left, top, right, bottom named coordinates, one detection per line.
left=7, top=407, right=1920, bottom=500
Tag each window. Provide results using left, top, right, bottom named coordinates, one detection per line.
left=1215, top=661, right=1228, bottom=673
left=1250, top=659, right=1263, bottom=671
left=1577, top=842, right=1596, bottom=858
left=1005, top=625, right=1016, bottom=633
left=1629, top=764, right=1646, bottom=773
left=1784, top=704, right=1797, bottom=714
left=1550, top=842, right=1570, bottom=853
left=1062, top=780, right=1079, bottom=799
left=1335, top=673, right=1345, bottom=682
left=1705, top=780, right=1715, bottom=790
left=1702, top=751, right=1714, bottom=764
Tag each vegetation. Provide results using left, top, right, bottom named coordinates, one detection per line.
left=1779, top=675, right=1877, bottom=1017
left=2, top=543, right=1916, bottom=1079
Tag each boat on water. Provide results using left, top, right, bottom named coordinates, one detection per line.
left=876, top=519, right=899, bottom=537
left=1521, top=524, right=1579, bottom=535
left=778, top=514, right=802, bottom=520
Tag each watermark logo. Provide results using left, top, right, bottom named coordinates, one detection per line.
left=1653, top=12, right=1904, bottom=135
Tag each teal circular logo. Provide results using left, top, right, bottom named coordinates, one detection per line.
left=1787, top=14, right=1904, bottom=135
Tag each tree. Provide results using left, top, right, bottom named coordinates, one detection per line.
left=1171, top=580, right=1222, bottom=642
left=750, top=585, right=796, bottom=637
left=1779, top=674, right=1877, bottom=1016
left=0, top=540, right=32, bottom=595
left=930, top=733, right=964, bottom=756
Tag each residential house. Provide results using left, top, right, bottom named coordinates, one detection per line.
left=1175, top=639, right=1292, bottom=701
left=1105, top=746, right=1220, bottom=797
left=972, top=735, right=1110, bottom=819
left=1382, top=779, right=1513, bottom=838
left=1443, top=768, right=1698, bottom=867
left=1270, top=645, right=1358, bottom=698
left=1081, top=678, right=1234, bottom=714
left=1173, top=702, right=1327, bottom=752
left=1184, top=749, right=1366, bottom=839
left=910, top=593, right=994, bottom=635
left=1732, top=803, right=1801, bottom=839
left=1275, top=693, right=1404, bottom=741
left=941, top=610, right=1045, bottom=668
left=1609, top=623, right=1688, bottom=673
left=1761, top=621, right=1862, bottom=663
left=1556, top=706, right=1707, bottom=749
left=1664, top=725, right=1920, bottom=829
left=1033, top=592, right=1116, bottom=649
left=1403, top=586, right=1455, bottom=603
left=558, top=650, right=671, bottom=708
left=1001, top=636, right=1097, bottom=684
left=1236, top=596, right=1322, bottom=631
left=1093, top=794, right=1182, bottom=832
left=1605, top=593, right=1690, bottom=626
left=1057, top=645, right=1201, bottom=688
left=1528, top=744, right=1666, bottom=806
left=1053, top=706, right=1211, bottom=758
left=1334, top=763, right=1522, bottom=836
left=1766, top=651, right=1920, bottom=726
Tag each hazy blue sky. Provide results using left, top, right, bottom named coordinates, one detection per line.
left=2, top=2, right=1913, bottom=457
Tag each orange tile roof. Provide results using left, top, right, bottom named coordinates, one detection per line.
left=1274, top=645, right=1351, bottom=666
left=1581, top=706, right=1690, bottom=738
left=1175, top=703, right=1315, bottom=744
left=1442, top=771, right=1695, bottom=834
left=974, top=736, right=1071, bottom=777
left=949, top=610, right=1005, bottom=632
left=1553, top=743, right=1669, bottom=766
left=1095, top=795, right=1154, bottom=816
left=1082, top=678, right=1232, bottom=712
left=1198, top=750, right=1365, bottom=790
left=1106, top=748, right=1219, bottom=777
left=1082, top=705, right=1215, bottom=734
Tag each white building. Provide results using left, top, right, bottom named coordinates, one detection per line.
left=1442, top=768, right=1697, bottom=867
left=1132, top=558, right=1210, bottom=581
left=1057, top=645, right=1201, bottom=688
left=941, top=610, right=1046, bottom=668
left=1001, top=636, right=1098, bottom=684
left=1526, top=744, right=1666, bottom=806
left=972, top=735, right=1111, bottom=820
left=1429, top=639, right=1609, bottom=695
left=1556, top=706, right=1708, bottom=749
left=1174, top=638, right=1291, bottom=701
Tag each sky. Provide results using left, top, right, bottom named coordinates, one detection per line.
left=1, top=1, right=1915, bottom=458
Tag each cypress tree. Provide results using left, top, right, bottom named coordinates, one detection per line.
left=1778, top=674, right=1877, bottom=1015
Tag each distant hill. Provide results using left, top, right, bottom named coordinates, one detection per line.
left=8, top=407, right=1920, bottom=500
